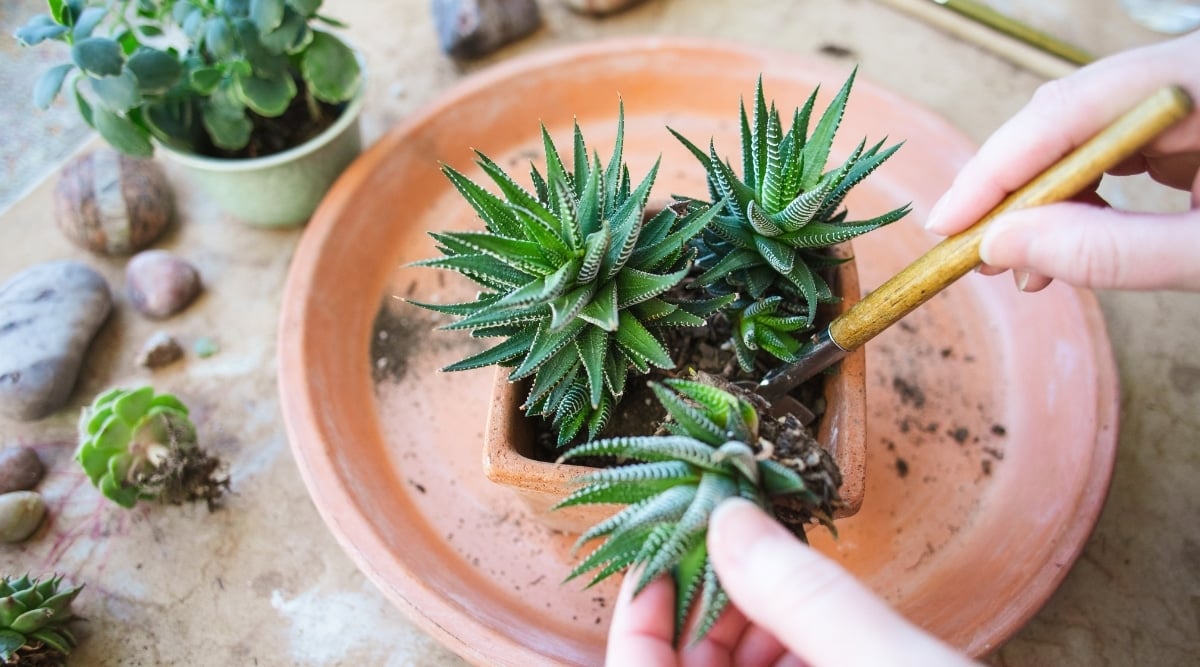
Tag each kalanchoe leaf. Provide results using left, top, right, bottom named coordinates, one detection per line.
left=15, top=15, right=68, bottom=46
left=126, top=48, right=183, bottom=95
left=300, top=30, right=360, bottom=103
left=250, top=0, right=286, bottom=33
left=89, top=69, right=141, bottom=112
left=93, top=107, right=153, bottom=156
left=72, top=37, right=124, bottom=77
left=33, top=63, right=73, bottom=110
left=234, top=68, right=297, bottom=116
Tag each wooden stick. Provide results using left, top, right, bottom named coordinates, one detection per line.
left=828, top=85, right=1193, bottom=351
left=875, top=0, right=1083, bottom=79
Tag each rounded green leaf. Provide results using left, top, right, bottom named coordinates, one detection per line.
left=234, top=70, right=296, bottom=116
left=72, top=37, right=124, bottom=77
left=34, top=63, right=73, bottom=110
left=93, top=108, right=153, bottom=157
left=189, top=66, right=223, bottom=95
left=99, top=474, right=139, bottom=508
left=287, top=0, right=322, bottom=16
left=113, top=387, right=154, bottom=423
left=144, top=99, right=200, bottom=150
left=259, top=7, right=308, bottom=54
left=219, top=0, right=251, bottom=16
left=300, top=31, right=359, bottom=103
left=15, top=15, right=68, bottom=46
left=89, top=69, right=141, bottom=112
left=250, top=0, right=285, bottom=33
left=126, top=48, right=183, bottom=94
left=204, top=17, right=236, bottom=60
left=72, top=6, right=107, bottom=40
left=202, top=102, right=252, bottom=150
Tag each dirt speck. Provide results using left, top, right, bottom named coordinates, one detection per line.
left=981, top=459, right=993, bottom=476
left=895, top=457, right=909, bottom=478
left=892, top=376, right=926, bottom=408
left=949, top=427, right=970, bottom=444
left=818, top=43, right=856, bottom=58
left=991, top=424, right=1007, bottom=437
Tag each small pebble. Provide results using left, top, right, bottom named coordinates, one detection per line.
left=0, top=261, right=112, bottom=421
left=0, top=491, right=46, bottom=543
left=562, top=0, right=648, bottom=15
left=125, top=250, right=201, bottom=319
left=0, top=448, right=44, bottom=494
left=194, top=337, right=219, bottom=358
left=137, top=331, right=184, bottom=368
left=55, top=149, right=174, bottom=256
left=432, top=0, right=541, bottom=59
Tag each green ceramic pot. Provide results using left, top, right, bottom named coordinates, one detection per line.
left=160, top=70, right=366, bottom=228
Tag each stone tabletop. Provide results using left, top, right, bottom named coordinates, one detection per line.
left=1, top=1, right=1197, bottom=665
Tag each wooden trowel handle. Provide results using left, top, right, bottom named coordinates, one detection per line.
left=829, top=85, right=1194, bottom=351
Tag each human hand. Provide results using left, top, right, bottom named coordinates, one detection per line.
left=604, top=498, right=976, bottom=667
left=925, top=31, right=1200, bottom=292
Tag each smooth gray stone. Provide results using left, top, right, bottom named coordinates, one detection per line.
left=0, top=261, right=112, bottom=421
left=432, top=0, right=541, bottom=59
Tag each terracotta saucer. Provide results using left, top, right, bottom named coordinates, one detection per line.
left=278, top=38, right=1118, bottom=666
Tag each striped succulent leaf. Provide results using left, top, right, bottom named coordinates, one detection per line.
left=671, top=71, right=909, bottom=364
left=414, top=106, right=727, bottom=446
left=557, top=379, right=822, bottom=643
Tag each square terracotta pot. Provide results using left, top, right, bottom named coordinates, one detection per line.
left=482, top=246, right=867, bottom=534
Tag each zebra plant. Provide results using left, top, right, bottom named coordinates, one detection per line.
left=413, top=107, right=729, bottom=446
left=557, top=379, right=836, bottom=643
left=672, top=71, right=909, bottom=370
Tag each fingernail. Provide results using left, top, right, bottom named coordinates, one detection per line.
left=1014, top=270, right=1031, bottom=291
left=924, top=195, right=947, bottom=230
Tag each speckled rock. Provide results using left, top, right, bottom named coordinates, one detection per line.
left=0, top=491, right=46, bottom=543
left=54, top=149, right=174, bottom=256
left=0, top=448, right=44, bottom=494
left=137, top=331, right=184, bottom=368
left=432, top=0, right=541, bottom=58
left=125, top=250, right=201, bottom=319
left=0, top=261, right=112, bottom=421
left=563, top=0, right=648, bottom=15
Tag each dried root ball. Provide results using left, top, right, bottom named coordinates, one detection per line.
left=54, top=149, right=174, bottom=256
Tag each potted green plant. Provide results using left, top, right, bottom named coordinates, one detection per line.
left=16, top=0, right=364, bottom=227
left=412, top=72, right=904, bottom=639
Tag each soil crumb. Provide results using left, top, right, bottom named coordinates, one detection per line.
left=895, top=457, right=909, bottom=478
left=892, top=376, right=926, bottom=408
left=949, top=427, right=970, bottom=444
left=991, top=424, right=1007, bottom=437
left=818, top=43, right=856, bottom=58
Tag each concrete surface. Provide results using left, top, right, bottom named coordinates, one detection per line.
left=1, top=0, right=1197, bottom=665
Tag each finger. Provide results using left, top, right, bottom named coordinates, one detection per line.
left=976, top=263, right=1005, bottom=276
left=926, top=32, right=1200, bottom=236
left=980, top=203, right=1200, bottom=290
left=707, top=499, right=974, bottom=667
left=680, top=602, right=747, bottom=667
left=605, top=571, right=678, bottom=667
left=731, top=625, right=790, bottom=667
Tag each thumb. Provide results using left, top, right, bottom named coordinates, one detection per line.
left=980, top=203, right=1200, bottom=291
left=707, top=499, right=973, bottom=667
